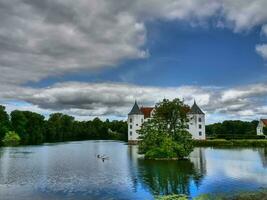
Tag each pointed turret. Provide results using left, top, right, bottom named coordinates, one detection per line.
left=128, top=101, right=143, bottom=115
left=188, top=100, right=204, bottom=115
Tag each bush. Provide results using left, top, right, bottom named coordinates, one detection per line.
left=2, top=131, right=21, bottom=146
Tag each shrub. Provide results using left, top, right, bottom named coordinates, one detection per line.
left=2, top=131, right=21, bottom=146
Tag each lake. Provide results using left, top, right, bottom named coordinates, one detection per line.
left=1, top=140, right=267, bottom=200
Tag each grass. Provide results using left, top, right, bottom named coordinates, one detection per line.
left=193, top=139, right=267, bottom=147
left=155, top=189, right=267, bottom=200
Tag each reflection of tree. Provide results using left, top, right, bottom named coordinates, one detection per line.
left=0, top=149, right=3, bottom=158
left=137, top=159, right=200, bottom=195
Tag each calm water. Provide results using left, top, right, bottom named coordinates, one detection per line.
left=1, top=141, right=267, bottom=200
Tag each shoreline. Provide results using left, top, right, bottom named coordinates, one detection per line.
left=156, top=188, right=267, bottom=200
left=194, top=139, right=267, bottom=147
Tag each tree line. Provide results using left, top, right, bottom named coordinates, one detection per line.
left=0, top=105, right=127, bottom=146
left=206, top=120, right=261, bottom=139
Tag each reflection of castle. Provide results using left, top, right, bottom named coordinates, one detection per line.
left=190, top=148, right=207, bottom=175
left=189, top=148, right=207, bottom=187
left=258, top=148, right=267, bottom=168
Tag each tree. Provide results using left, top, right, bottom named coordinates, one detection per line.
left=2, top=131, right=21, bottom=146
left=138, top=98, right=194, bottom=159
left=205, top=120, right=259, bottom=139
left=11, top=110, right=27, bottom=144
left=0, top=106, right=10, bottom=145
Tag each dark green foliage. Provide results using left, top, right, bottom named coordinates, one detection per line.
left=2, top=131, right=21, bottom=146
left=206, top=120, right=259, bottom=139
left=0, top=104, right=127, bottom=146
left=0, top=106, right=10, bottom=145
left=263, top=127, right=267, bottom=135
left=11, top=110, right=45, bottom=145
left=139, top=98, right=193, bottom=159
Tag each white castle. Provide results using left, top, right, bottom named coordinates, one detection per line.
left=127, top=100, right=206, bottom=143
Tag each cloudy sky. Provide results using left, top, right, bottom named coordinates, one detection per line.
left=1, top=0, right=267, bottom=123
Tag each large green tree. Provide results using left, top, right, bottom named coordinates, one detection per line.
left=11, top=110, right=46, bottom=144
left=11, top=110, right=27, bottom=144
left=138, top=98, right=193, bottom=159
left=0, top=106, right=10, bottom=145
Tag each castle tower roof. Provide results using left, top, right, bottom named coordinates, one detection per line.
left=128, top=101, right=143, bottom=115
left=188, top=100, right=204, bottom=115
left=260, top=119, right=267, bottom=126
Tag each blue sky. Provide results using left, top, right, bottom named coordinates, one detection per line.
left=1, top=0, right=267, bottom=123
left=29, top=21, right=266, bottom=88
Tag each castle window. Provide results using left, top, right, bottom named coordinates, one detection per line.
left=130, top=125, right=132, bottom=129
left=199, top=124, right=202, bottom=129
left=199, top=131, right=202, bottom=136
left=198, top=118, right=202, bottom=122
left=130, top=118, right=132, bottom=123
left=136, top=124, right=138, bottom=126
left=130, top=131, right=132, bottom=136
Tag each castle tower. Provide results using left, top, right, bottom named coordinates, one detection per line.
left=128, top=101, right=144, bottom=143
left=187, top=100, right=206, bottom=140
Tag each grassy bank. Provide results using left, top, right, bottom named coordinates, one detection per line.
left=194, top=139, right=267, bottom=147
left=156, top=189, right=267, bottom=200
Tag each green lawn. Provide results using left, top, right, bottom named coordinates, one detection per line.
left=194, top=139, right=267, bottom=147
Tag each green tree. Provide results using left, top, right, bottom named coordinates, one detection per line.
left=2, top=131, right=21, bottom=146
left=0, top=106, right=10, bottom=145
left=138, top=98, right=193, bottom=159
left=11, top=110, right=28, bottom=144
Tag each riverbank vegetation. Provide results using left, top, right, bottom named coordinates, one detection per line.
left=2, top=131, right=21, bottom=146
left=138, top=98, right=193, bottom=159
left=156, top=189, right=267, bottom=200
left=0, top=105, right=127, bottom=146
left=194, top=139, right=267, bottom=147
left=206, top=120, right=262, bottom=139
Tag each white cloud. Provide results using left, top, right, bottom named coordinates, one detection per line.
left=1, top=0, right=267, bottom=86
left=0, top=0, right=267, bottom=121
left=221, top=0, right=267, bottom=31
left=1, top=81, right=267, bottom=122
left=256, top=44, right=267, bottom=59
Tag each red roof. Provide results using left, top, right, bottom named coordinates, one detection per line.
left=140, top=107, right=154, bottom=119
left=261, top=119, right=267, bottom=126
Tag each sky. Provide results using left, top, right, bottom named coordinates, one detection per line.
left=1, top=0, right=267, bottom=124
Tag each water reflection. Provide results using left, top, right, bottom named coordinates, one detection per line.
left=258, top=148, right=267, bottom=168
left=129, top=146, right=267, bottom=198
left=135, top=148, right=206, bottom=196
left=1, top=142, right=267, bottom=200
